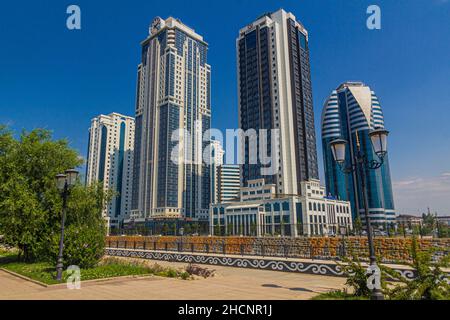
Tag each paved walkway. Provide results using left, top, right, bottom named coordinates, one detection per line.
left=0, top=259, right=346, bottom=300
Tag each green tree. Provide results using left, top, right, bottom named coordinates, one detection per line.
left=44, top=182, right=111, bottom=268
left=184, top=223, right=192, bottom=235
left=421, top=212, right=436, bottom=236
left=213, top=225, right=221, bottom=236
left=436, top=221, right=449, bottom=238
left=227, top=223, right=233, bottom=236
left=172, top=222, right=177, bottom=236
left=161, top=224, right=169, bottom=235
left=353, top=216, right=363, bottom=236
left=250, top=221, right=257, bottom=236
left=0, top=128, right=81, bottom=261
left=0, top=127, right=112, bottom=269
left=297, top=222, right=303, bottom=236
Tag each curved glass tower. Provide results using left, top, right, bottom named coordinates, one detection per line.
left=321, top=82, right=395, bottom=226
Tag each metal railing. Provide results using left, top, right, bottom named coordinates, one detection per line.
left=105, top=238, right=448, bottom=264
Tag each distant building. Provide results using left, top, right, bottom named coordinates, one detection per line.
left=216, top=164, right=240, bottom=203
left=86, top=112, right=135, bottom=230
left=210, top=179, right=352, bottom=237
left=210, top=140, right=224, bottom=204
left=321, top=81, right=395, bottom=226
left=437, top=216, right=450, bottom=226
left=396, top=214, right=423, bottom=227
left=210, top=140, right=225, bottom=167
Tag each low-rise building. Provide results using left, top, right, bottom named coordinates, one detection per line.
left=209, top=179, right=352, bottom=237
left=437, top=216, right=450, bottom=226
left=396, top=214, right=423, bottom=227
left=216, top=164, right=240, bottom=203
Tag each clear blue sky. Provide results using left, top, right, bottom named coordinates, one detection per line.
left=1, top=0, right=449, bottom=215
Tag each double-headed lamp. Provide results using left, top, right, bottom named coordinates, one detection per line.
left=369, top=129, right=389, bottom=158
left=329, top=139, right=347, bottom=164
left=55, top=174, right=67, bottom=191
left=65, top=169, right=79, bottom=187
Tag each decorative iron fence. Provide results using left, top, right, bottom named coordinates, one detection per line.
left=105, top=237, right=449, bottom=264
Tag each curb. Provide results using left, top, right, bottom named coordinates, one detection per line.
left=0, top=267, right=164, bottom=289
left=0, top=268, right=48, bottom=287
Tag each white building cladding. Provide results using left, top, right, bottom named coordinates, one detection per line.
left=237, top=9, right=319, bottom=196
left=131, top=17, right=211, bottom=221
left=210, top=140, right=223, bottom=204
left=210, top=179, right=352, bottom=237
left=216, top=164, right=240, bottom=203
left=321, top=82, right=395, bottom=226
left=85, top=113, right=135, bottom=229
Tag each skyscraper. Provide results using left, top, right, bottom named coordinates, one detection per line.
left=85, top=112, right=135, bottom=230
left=131, top=17, right=211, bottom=222
left=237, top=9, right=319, bottom=196
left=210, top=139, right=224, bottom=204
left=321, top=82, right=395, bottom=225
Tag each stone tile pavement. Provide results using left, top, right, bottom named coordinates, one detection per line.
left=0, top=259, right=346, bottom=300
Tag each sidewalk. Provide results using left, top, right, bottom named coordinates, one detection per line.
left=0, top=260, right=346, bottom=300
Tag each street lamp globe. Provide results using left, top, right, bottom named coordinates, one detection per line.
left=329, top=139, right=347, bottom=164
left=55, top=174, right=67, bottom=191
left=65, top=169, right=79, bottom=187
left=369, top=129, right=389, bottom=158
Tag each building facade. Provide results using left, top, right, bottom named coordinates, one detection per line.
left=85, top=112, right=135, bottom=230
left=437, top=216, right=450, bottom=227
left=210, top=179, right=352, bottom=237
left=210, top=140, right=224, bottom=204
left=131, top=17, right=211, bottom=222
left=396, top=214, right=423, bottom=227
left=216, top=164, right=240, bottom=203
left=237, top=9, right=319, bottom=196
left=321, top=82, right=395, bottom=226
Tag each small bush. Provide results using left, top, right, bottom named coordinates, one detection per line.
left=186, top=263, right=216, bottom=278
left=384, top=237, right=450, bottom=300
left=46, top=223, right=106, bottom=269
left=312, top=289, right=368, bottom=300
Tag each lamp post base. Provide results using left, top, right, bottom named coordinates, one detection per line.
left=55, top=259, right=63, bottom=281
left=371, top=289, right=385, bottom=300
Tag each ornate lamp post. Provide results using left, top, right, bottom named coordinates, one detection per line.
left=329, top=128, right=389, bottom=300
left=55, top=169, right=79, bottom=281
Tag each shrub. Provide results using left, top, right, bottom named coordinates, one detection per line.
left=384, top=237, right=450, bottom=300
left=338, top=249, right=388, bottom=298
left=46, top=223, right=106, bottom=269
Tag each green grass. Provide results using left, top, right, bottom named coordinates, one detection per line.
left=311, top=290, right=369, bottom=300
left=0, top=253, right=191, bottom=285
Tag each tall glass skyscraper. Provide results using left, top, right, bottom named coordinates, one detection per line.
left=131, top=17, right=211, bottom=222
left=321, top=82, right=395, bottom=225
left=237, top=9, right=319, bottom=196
